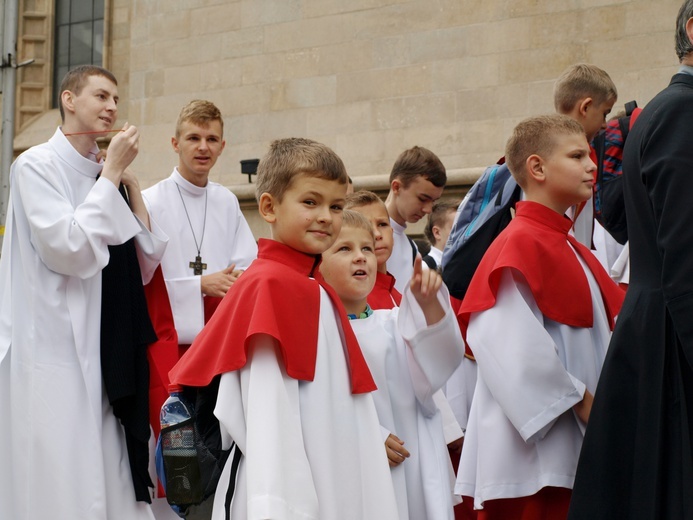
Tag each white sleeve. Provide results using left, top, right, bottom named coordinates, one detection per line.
left=468, top=268, right=586, bottom=444
left=15, top=163, right=140, bottom=279
left=133, top=214, right=168, bottom=285
left=433, top=390, right=464, bottom=443
left=165, top=277, right=204, bottom=344
left=215, top=336, right=319, bottom=520
left=398, top=284, right=466, bottom=413
left=227, top=199, right=258, bottom=271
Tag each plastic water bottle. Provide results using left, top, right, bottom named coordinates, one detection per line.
left=160, top=385, right=203, bottom=505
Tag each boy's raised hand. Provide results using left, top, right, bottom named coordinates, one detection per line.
left=410, top=255, right=445, bottom=326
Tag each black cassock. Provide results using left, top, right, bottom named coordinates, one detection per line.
left=569, top=73, right=693, bottom=519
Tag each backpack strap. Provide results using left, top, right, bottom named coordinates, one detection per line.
left=619, top=100, right=639, bottom=140
left=407, top=235, right=418, bottom=265
left=423, top=254, right=437, bottom=270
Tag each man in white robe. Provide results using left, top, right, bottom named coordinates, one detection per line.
left=143, top=100, right=257, bottom=346
left=0, top=66, right=167, bottom=520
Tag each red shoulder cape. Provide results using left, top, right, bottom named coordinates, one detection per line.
left=169, top=239, right=377, bottom=394
left=368, top=271, right=402, bottom=310
left=458, top=201, right=625, bottom=337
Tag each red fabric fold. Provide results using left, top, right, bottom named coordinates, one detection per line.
left=458, top=201, right=625, bottom=338
left=368, top=271, right=402, bottom=310
left=169, top=239, right=377, bottom=394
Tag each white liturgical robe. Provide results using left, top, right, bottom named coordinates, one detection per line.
left=350, top=286, right=464, bottom=520
left=389, top=218, right=416, bottom=293
left=0, top=128, right=167, bottom=520
left=143, top=169, right=257, bottom=344
left=211, top=288, right=400, bottom=520
left=456, top=258, right=613, bottom=510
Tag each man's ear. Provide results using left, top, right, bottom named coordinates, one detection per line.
left=686, top=17, right=693, bottom=48
left=171, top=136, right=180, bottom=153
left=258, top=192, right=277, bottom=224
left=527, top=154, right=545, bottom=182
left=61, top=90, right=75, bottom=116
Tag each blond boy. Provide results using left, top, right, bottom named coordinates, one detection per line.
left=321, top=210, right=464, bottom=520
left=346, top=190, right=401, bottom=309
left=455, top=115, right=624, bottom=517
left=143, top=100, right=257, bottom=346
left=169, top=138, right=399, bottom=520
left=554, top=63, right=618, bottom=247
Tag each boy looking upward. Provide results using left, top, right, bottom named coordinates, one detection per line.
left=320, top=210, right=464, bottom=520
left=168, top=138, right=399, bottom=520
left=346, top=190, right=401, bottom=309
left=455, top=115, right=624, bottom=518
left=385, top=146, right=447, bottom=292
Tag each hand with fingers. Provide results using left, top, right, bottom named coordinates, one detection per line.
left=201, top=263, right=238, bottom=297
left=409, top=255, right=445, bottom=326
left=385, top=433, right=411, bottom=468
left=101, top=123, right=139, bottom=186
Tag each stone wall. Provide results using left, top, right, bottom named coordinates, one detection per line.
left=11, top=0, right=687, bottom=238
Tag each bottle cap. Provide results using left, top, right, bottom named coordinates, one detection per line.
left=168, top=384, right=183, bottom=394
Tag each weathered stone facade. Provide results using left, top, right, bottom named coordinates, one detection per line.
left=10, top=0, right=684, bottom=238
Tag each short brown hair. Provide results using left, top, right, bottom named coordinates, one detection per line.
left=505, top=114, right=586, bottom=187
left=175, top=100, right=224, bottom=139
left=59, top=65, right=117, bottom=122
left=345, top=190, right=387, bottom=211
left=255, top=137, right=348, bottom=202
left=553, top=63, right=617, bottom=114
left=389, top=146, right=446, bottom=188
left=424, top=199, right=459, bottom=244
left=340, top=209, right=375, bottom=241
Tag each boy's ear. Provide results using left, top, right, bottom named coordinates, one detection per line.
left=390, top=178, right=402, bottom=194
left=527, top=154, right=546, bottom=182
left=171, top=136, right=180, bottom=153
left=578, top=97, right=593, bottom=118
left=258, top=192, right=277, bottom=224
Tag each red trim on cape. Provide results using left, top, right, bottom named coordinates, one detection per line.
left=367, top=271, right=402, bottom=310
left=169, top=239, right=377, bottom=394
left=458, top=201, right=625, bottom=338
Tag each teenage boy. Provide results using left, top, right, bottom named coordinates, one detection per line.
left=143, top=100, right=257, bottom=346
left=454, top=115, right=625, bottom=518
left=385, top=146, right=447, bottom=292
left=320, top=209, right=464, bottom=520
left=168, top=138, right=399, bottom=520
left=0, top=65, right=166, bottom=520
left=554, top=63, right=618, bottom=247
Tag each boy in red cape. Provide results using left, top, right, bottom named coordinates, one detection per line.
left=454, top=115, right=625, bottom=519
left=168, top=138, right=399, bottom=520
left=345, top=190, right=402, bottom=310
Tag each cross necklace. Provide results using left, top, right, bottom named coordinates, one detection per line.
left=176, top=184, right=208, bottom=276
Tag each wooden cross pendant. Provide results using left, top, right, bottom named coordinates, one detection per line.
left=190, top=255, right=207, bottom=276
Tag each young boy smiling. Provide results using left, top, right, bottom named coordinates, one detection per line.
left=321, top=209, right=465, bottom=520
left=454, top=115, right=625, bottom=519
left=169, top=138, right=399, bottom=520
